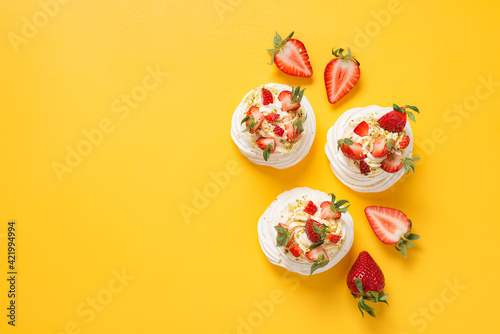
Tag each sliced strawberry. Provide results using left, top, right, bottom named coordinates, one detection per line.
left=364, top=206, right=410, bottom=245
left=305, top=246, right=329, bottom=261
left=255, top=137, right=276, bottom=153
left=398, top=135, right=410, bottom=150
left=359, top=160, right=371, bottom=174
left=324, top=47, right=360, bottom=104
left=305, top=219, right=324, bottom=243
left=285, top=123, right=299, bottom=141
left=265, top=113, right=279, bottom=122
left=268, top=32, right=313, bottom=77
left=289, top=244, right=302, bottom=257
left=371, top=138, right=390, bottom=158
left=261, top=88, right=273, bottom=105
left=303, top=201, right=318, bottom=215
left=327, top=233, right=342, bottom=244
left=365, top=206, right=420, bottom=258
left=341, top=142, right=366, bottom=160
left=320, top=201, right=341, bottom=220
left=245, top=106, right=264, bottom=134
left=273, top=125, right=285, bottom=137
left=380, top=154, right=403, bottom=173
left=353, top=121, right=369, bottom=137
left=278, top=91, right=300, bottom=111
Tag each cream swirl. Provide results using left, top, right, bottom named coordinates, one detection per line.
left=257, top=187, right=354, bottom=275
left=231, top=83, right=316, bottom=169
left=325, top=105, right=414, bottom=193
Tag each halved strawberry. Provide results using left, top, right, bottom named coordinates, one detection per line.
left=278, top=86, right=305, bottom=111
left=265, top=113, right=279, bottom=122
left=285, top=123, right=299, bottom=141
left=353, top=121, right=369, bottom=137
left=244, top=106, right=264, bottom=134
left=268, top=31, right=313, bottom=77
left=305, top=246, right=329, bottom=275
left=359, top=160, right=371, bottom=174
left=371, top=138, right=390, bottom=158
left=273, top=125, right=285, bottom=137
left=398, top=135, right=410, bottom=150
left=255, top=137, right=276, bottom=161
left=261, top=88, right=273, bottom=105
left=378, top=104, right=419, bottom=132
left=320, top=193, right=350, bottom=220
left=303, top=201, right=318, bottom=215
left=320, top=201, right=341, bottom=220
left=324, top=47, right=360, bottom=104
left=289, top=244, right=302, bottom=257
left=380, top=154, right=419, bottom=174
left=327, top=233, right=342, bottom=244
left=340, top=141, right=366, bottom=160
left=364, top=206, right=420, bottom=258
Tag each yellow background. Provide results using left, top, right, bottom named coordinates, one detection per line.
left=1, top=0, right=499, bottom=333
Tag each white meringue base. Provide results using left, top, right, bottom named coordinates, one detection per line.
left=257, top=187, right=354, bottom=275
left=325, top=105, right=414, bottom=193
left=230, top=83, right=316, bottom=169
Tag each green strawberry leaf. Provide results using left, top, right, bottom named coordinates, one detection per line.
left=407, top=233, right=420, bottom=240
left=274, top=226, right=291, bottom=247
left=310, top=256, right=328, bottom=275
left=393, top=103, right=403, bottom=113
left=354, top=277, right=365, bottom=295
left=263, top=144, right=273, bottom=161
left=403, top=240, right=415, bottom=248
left=309, top=240, right=324, bottom=250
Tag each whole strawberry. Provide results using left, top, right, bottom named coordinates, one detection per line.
left=347, top=251, right=388, bottom=317
left=378, top=104, right=419, bottom=132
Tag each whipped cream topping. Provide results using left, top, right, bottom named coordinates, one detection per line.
left=258, top=187, right=354, bottom=275
left=231, top=83, right=316, bottom=169
left=325, top=105, right=414, bottom=193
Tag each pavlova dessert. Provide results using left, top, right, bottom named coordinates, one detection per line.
left=231, top=83, right=316, bottom=168
left=258, top=187, right=354, bottom=275
left=325, top=104, right=420, bottom=193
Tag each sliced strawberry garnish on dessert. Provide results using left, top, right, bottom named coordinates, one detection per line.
left=327, top=233, right=342, bottom=244
left=347, top=251, right=388, bottom=317
left=242, top=106, right=264, bottom=134
left=278, top=86, right=305, bottom=111
left=380, top=154, right=419, bottom=174
left=320, top=193, right=350, bottom=220
left=306, top=246, right=329, bottom=275
left=303, top=201, right=318, bottom=215
left=371, top=138, right=390, bottom=158
left=304, top=219, right=326, bottom=243
left=268, top=31, right=313, bottom=77
left=261, top=88, right=273, bottom=105
left=285, top=123, right=297, bottom=141
left=364, top=206, right=420, bottom=258
left=337, top=138, right=366, bottom=160
left=378, top=104, right=419, bottom=132
left=398, top=135, right=410, bottom=150
left=359, top=160, right=371, bottom=174
left=265, top=112, right=279, bottom=122
left=324, top=47, right=360, bottom=104
left=353, top=121, right=369, bottom=137
left=289, top=244, right=302, bottom=257
left=255, top=137, right=276, bottom=161
left=273, top=125, right=285, bottom=137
